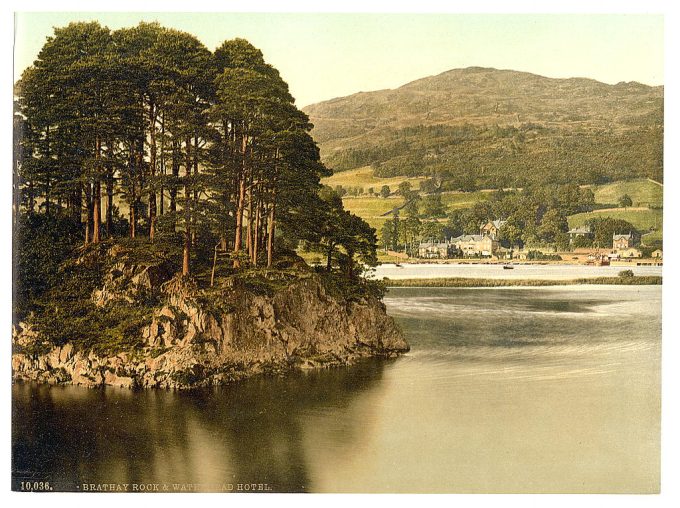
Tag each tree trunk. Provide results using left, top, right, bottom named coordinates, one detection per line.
left=170, top=139, right=179, bottom=213
left=45, top=179, right=51, bottom=216
left=106, top=140, right=114, bottom=238
left=346, top=249, right=355, bottom=278
left=210, top=244, right=218, bottom=287
left=92, top=135, right=102, bottom=244
left=93, top=180, right=101, bottom=244
left=326, top=243, right=334, bottom=272
left=252, top=192, right=261, bottom=266
left=44, top=126, right=51, bottom=216
left=266, top=192, right=276, bottom=268
left=129, top=193, right=136, bottom=239
left=148, top=103, right=157, bottom=242
left=183, top=227, right=191, bottom=276
left=84, top=182, right=92, bottom=245
left=183, top=137, right=192, bottom=276
left=233, top=176, right=246, bottom=268
left=232, top=133, right=248, bottom=268
left=106, top=169, right=113, bottom=238
left=129, top=146, right=136, bottom=239
left=159, top=111, right=165, bottom=216
left=72, top=187, right=81, bottom=223
left=192, top=134, right=200, bottom=245
left=246, top=174, right=254, bottom=260
left=28, top=180, right=35, bottom=213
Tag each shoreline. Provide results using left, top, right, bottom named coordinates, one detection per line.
left=384, top=276, right=662, bottom=288
left=377, top=259, right=662, bottom=267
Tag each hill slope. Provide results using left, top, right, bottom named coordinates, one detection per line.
left=304, top=67, right=663, bottom=188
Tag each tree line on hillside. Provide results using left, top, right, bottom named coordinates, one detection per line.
left=326, top=122, right=663, bottom=188
left=13, top=22, right=378, bottom=316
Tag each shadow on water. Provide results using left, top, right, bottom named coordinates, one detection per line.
left=12, top=358, right=390, bottom=492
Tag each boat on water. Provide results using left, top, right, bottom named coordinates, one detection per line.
left=503, top=264, right=514, bottom=270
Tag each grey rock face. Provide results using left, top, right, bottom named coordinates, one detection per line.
left=12, top=273, right=408, bottom=389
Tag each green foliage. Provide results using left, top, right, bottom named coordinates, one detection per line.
left=572, top=234, right=593, bottom=249
left=584, top=217, right=638, bottom=247
left=420, top=221, right=446, bottom=241
left=14, top=213, right=82, bottom=319
left=13, top=22, right=388, bottom=363
left=34, top=300, right=152, bottom=355
left=420, top=193, right=447, bottom=218
left=618, top=194, right=633, bottom=208
left=525, top=251, right=563, bottom=261
left=619, top=270, right=635, bottom=278
left=318, top=269, right=386, bottom=301
left=21, top=246, right=150, bottom=354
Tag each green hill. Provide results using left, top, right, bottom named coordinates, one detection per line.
left=305, top=67, right=663, bottom=189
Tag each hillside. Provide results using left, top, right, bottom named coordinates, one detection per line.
left=305, top=67, right=663, bottom=188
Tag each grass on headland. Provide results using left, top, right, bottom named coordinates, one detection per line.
left=385, top=276, right=662, bottom=288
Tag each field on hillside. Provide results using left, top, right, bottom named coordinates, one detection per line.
left=322, top=166, right=426, bottom=193
left=591, top=179, right=663, bottom=207
left=342, top=195, right=401, bottom=217
left=568, top=208, right=663, bottom=243
left=340, top=189, right=491, bottom=230
left=441, top=190, right=490, bottom=209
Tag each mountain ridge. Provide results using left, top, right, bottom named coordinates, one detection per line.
left=303, top=66, right=663, bottom=186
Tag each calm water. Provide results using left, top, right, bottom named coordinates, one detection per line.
left=12, top=285, right=661, bottom=493
left=372, top=262, right=662, bottom=280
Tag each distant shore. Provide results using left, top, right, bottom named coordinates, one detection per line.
left=385, top=276, right=662, bottom=288
left=378, top=259, right=662, bottom=267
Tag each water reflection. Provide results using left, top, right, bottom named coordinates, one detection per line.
left=12, top=285, right=661, bottom=493
left=13, top=359, right=389, bottom=492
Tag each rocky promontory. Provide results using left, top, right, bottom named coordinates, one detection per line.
left=12, top=246, right=408, bottom=389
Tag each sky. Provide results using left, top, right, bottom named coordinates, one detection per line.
left=14, top=12, right=664, bottom=108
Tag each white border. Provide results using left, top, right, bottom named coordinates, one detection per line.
left=2, top=2, right=678, bottom=508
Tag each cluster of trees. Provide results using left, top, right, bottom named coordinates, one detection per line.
left=579, top=217, right=639, bottom=249
left=380, top=183, right=604, bottom=253
left=447, top=185, right=597, bottom=249
left=380, top=215, right=446, bottom=256
left=14, top=22, right=377, bottom=284
left=333, top=184, right=370, bottom=197
left=379, top=181, right=448, bottom=255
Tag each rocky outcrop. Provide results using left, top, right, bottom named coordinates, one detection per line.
left=12, top=268, right=408, bottom=389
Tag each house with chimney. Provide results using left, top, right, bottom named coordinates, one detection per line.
left=567, top=225, right=594, bottom=244
left=480, top=219, right=507, bottom=240
left=418, top=240, right=455, bottom=259
left=613, top=233, right=636, bottom=250
left=417, top=219, right=505, bottom=258
left=450, top=234, right=497, bottom=257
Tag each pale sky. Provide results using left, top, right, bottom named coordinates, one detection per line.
left=14, top=12, right=664, bottom=108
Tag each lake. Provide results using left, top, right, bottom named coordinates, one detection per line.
left=12, top=285, right=661, bottom=493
